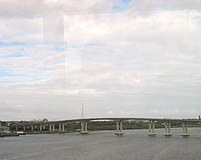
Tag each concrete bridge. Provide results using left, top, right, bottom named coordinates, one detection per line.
left=9, top=117, right=201, bottom=137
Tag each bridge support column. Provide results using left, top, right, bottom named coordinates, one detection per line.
left=59, top=123, right=61, bottom=133
left=23, top=126, right=26, bottom=131
left=115, top=120, right=124, bottom=136
left=59, top=123, right=65, bottom=133
left=181, top=122, right=189, bottom=137
left=52, top=124, right=55, bottom=133
left=62, top=123, right=65, bottom=132
left=43, top=124, right=46, bottom=130
left=80, top=121, right=88, bottom=134
left=49, top=124, right=52, bottom=132
left=49, top=124, right=55, bottom=133
left=40, top=124, right=43, bottom=132
left=164, top=121, right=172, bottom=136
left=31, top=125, right=34, bottom=132
left=148, top=120, right=156, bottom=136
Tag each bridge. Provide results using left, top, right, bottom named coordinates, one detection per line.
left=9, top=117, right=201, bottom=137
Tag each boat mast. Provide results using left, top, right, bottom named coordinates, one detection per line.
left=81, top=103, right=84, bottom=119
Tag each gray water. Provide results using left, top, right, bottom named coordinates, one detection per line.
left=1, top=128, right=201, bottom=160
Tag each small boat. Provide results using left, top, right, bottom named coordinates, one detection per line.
left=16, top=131, right=26, bottom=135
left=0, top=132, right=19, bottom=137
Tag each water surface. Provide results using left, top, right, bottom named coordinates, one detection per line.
left=1, top=128, right=201, bottom=160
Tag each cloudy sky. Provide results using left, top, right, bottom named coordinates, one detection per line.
left=0, top=0, right=201, bottom=121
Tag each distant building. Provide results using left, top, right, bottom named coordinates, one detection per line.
left=0, top=121, right=10, bottom=133
left=0, top=126, right=9, bottom=133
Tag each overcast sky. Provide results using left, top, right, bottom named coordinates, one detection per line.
left=0, top=0, right=201, bottom=121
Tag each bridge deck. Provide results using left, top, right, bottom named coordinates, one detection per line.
left=10, top=117, right=201, bottom=127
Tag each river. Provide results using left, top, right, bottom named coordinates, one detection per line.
left=1, top=128, right=201, bottom=160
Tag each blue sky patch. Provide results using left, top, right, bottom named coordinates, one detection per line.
left=112, top=0, right=131, bottom=11
left=0, top=69, right=14, bottom=77
left=0, top=68, right=44, bottom=84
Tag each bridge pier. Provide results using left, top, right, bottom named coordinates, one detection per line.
left=148, top=120, right=156, bottom=136
left=40, top=124, right=43, bottom=132
left=49, top=124, right=55, bottom=133
left=23, top=126, right=26, bottom=132
left=40, top=124, right=46, bottom=132
left=80, top=121, right=88, bottom=134
left=181, top=122, right=189, bottom=137
left=43, top=124, right=47, bottom=131
left=49, top=124, right=51, bottom=132
left=59, top=123, right=65, bottom=133
left=115, top=120, right=124, bottom=136
left=164, top=121, right=172, bottom=136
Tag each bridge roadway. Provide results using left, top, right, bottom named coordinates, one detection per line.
left=10, top=117, right=201, bottom=137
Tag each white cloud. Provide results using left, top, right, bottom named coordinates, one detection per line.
left=1, top=1, right=201, bottom=120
